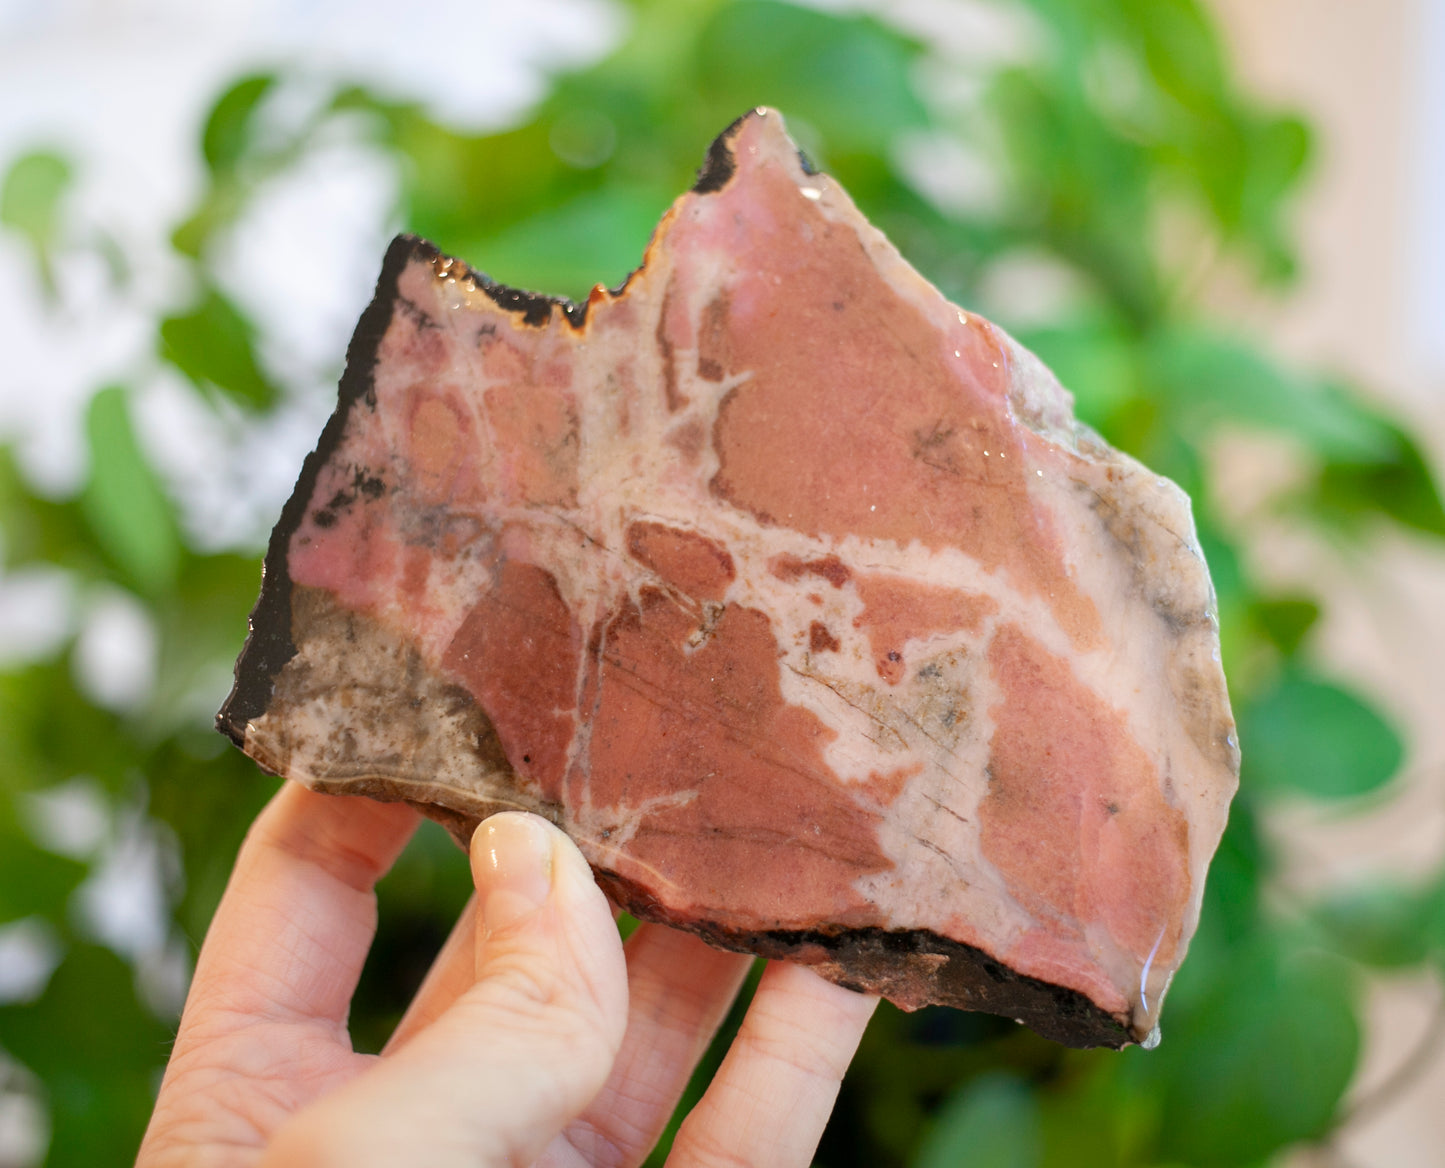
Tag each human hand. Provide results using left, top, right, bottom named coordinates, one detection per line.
left=137, top=782, right=878, bottom=1167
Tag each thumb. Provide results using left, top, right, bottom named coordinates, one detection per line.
left=265, top=812, right=628, bottom=1168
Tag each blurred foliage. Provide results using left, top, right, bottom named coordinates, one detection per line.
left=0, top=150, right=72, bottom=299
left=3, top=1, right=1445, bottom=1165
left=159, top=289, right=280, bottom=411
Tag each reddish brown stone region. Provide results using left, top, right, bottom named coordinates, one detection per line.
left=441, top=559, right=581, bottom=805
left=809, top=620, right=841, bottom=653
left=574, top=594, right=895, bottom=928
left=626, top=521, right=735, bottom=602
left=481, top=337, right=527, bottom=382
left=981, top=624, right=1189, bottom=963
left=483, top=377, right=580, bottom=509
left=769, top=553, right=851, bottom=589
left=378, top=295, right=449, bottom=378
left=665, top=418, right=708, bottom=461
left=287, top=484, right=398, bottom=618
left=696, top=291, right=731, bottom=382
left=400, top=544, right=430, bottom=603
left=656, top=279, right=686, bottom=412
left=702, top=160, right=1100, bottom=649
left=406, top=391, right=470, bottom=504
left=854, top=574, right=998, bottom=685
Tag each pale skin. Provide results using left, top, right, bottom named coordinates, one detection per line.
left=137, top=782, right=879, bottom=1167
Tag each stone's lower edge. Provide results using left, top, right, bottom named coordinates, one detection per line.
left=305, top=781, right=570, bottom=856
left=594, top=871, right=1133, bottom=1051
left=309, top=779, right=493, bottom=844
left=246, top=571, right=1135, bottom=1053
left=269, top=770, right=1132, bottom=1050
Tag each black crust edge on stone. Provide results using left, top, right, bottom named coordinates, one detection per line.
left=217, top=106, right=805, bottom=742
left=216, top=233, right=422, bottom=746
left=593, top=869, right=1131, bottom=1050
left=416, top=105, right=787, bottom=328
left=435, top=104, right=771, bottom=323
left=432, top=237, right=593, bottom=329
left=413, top=806, right=1133, bottom=1050
left=692, top=110, right=750, bottom=193
left=216, top=231, right=602, bottom=745
left=692, top=108, right=818, bottom=192
left=759, top=924, right=1130, bottom=1051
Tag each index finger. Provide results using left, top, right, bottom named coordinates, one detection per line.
left=180, top=781, right=419, bottom=1034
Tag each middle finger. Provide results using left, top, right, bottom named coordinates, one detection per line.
left=542, top=923, right=753, bottom=1168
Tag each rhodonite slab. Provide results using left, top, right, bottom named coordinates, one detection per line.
left=218, top=109, right=1240, bottom=1049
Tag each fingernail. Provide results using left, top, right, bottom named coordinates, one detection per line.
left=473, top=814, right=555, bottom=937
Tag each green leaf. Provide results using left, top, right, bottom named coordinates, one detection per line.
left=1146, top=329, right=1392, bottom=459
left=79, top=386, right=181, bottom=596
left=914, top=1073, right=1041, bottom=1168
left=1422, top=876, right=1445, bottom=972
left=0, top=816, right=86, bottom=924
left=1124, top=0, right=1227, bottom=111
left=1315, top=419, right=1445, bottom=538
left=1149, top=940, right=1358, bottom=1166
left=1235, top=112, right=1312, bottom=281
left=986, top=61, right=1161, bottom=327
left=202, top=73, right=276, bottom=175
left=159, top=288, right=279, bottom=410
left=1035, top=1056, right=1140, bottom=1168
left=462, top=186, right=672, bottom=303
left=1, top=149, right=74, bottom=297
left=1201, top=794, right=1266, bottom=943
left=349, top=98, right=573, bottom=254
left=0, top=943, right=173, bottom=1166
left=0, top=659, right=135, bottom=796
left=695, top=1, right=928, bottom=157
left=1194, top=520, right=1244, bottom=611
left=1248, top=595, right=1320, bottom=657
left=1014, top=317, right=1139, bottom=433
left=1314, top=880, right=1433, bottom=968
left=146, top=552, right=266, bottom=736
left=0, top=150, right=72, bottom=249
left=0, top=448, right=98, bottom=574
left=1240, top=670, right=1403, bottom=799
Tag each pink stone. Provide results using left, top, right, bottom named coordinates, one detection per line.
left=219, top=110, right=1239, bottom=1049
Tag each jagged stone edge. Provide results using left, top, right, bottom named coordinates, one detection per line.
left=218, top=109, right=774, bottom=742
left=217, top=233, right=412, bottom=742
left=215, top=111, right=1132, bottom=1050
